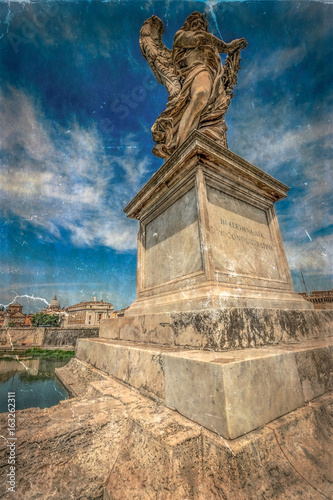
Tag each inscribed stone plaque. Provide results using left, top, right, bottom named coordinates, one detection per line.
left=144, top=188, right=202, bottom=288
left=207, top=186, right=280, bottom=280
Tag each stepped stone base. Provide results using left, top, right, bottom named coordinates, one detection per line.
left=75, top=336, right=332, bottom=439
left=100, top=308, right=333, bottom=350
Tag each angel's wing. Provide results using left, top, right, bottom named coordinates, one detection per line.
left=140, top=16, right=181, bottom=99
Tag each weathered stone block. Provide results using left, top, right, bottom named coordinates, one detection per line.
left=76, top=339, right=165, bottom=399
left=164, top=349, right=304, bottom=439
left=294, top=345, right=333, bottom=401
left=76, top=336, right=332, bottom=439
left=100, top=308, right=333, bottom=351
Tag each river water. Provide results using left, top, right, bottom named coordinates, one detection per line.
left=0, top=358, right=70, bottom=413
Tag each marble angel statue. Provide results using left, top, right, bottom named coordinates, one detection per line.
left=140, top=11, right=247, bottom=159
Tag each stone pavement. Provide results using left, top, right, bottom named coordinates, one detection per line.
left=1, top=359, right=331, bottom=499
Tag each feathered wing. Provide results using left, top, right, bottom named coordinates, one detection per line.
left=139, top=16, right=181, bottom=99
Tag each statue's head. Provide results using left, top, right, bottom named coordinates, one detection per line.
left=181, top=12, right=208, bottom=32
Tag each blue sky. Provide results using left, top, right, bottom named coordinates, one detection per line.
left=0, top=0, right=332, bottom=313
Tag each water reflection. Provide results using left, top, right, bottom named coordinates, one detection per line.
left=0, top=358, right=70, bottom=413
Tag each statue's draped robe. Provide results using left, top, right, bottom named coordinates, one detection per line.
left=151, top=38, right=230, bottom=159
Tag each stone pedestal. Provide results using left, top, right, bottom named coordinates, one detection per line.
left=70, top=131, right=332, bottom=441
left=124, top=131, right=311, bottom=315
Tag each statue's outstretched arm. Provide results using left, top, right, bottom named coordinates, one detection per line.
left=173, top=30, right=218, bottom=49
left=196, top=32, right=229, bottom=53
left=196, top=32, right=247, bottom=53
left=225, top=38, right=248, bottom=52
left=174, top=30, right=247, bottom=54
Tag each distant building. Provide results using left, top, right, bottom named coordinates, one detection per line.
left=1, top=302, right=27, bottom=327
left=112, top=307, right=130, bottom=318
left=25, top=315, right=33, bottom=327
left=38, top=295, right=65, bottom=326
left=47, top=295, right=62, bottom=312
left=299, top=289, right=333, bottom=309
left=64, top=298, right=114, bottom=326
left=0, top=310, right=6, bottom=327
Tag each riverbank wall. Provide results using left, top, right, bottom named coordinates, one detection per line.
left=0, top=327, right=99, bottom=348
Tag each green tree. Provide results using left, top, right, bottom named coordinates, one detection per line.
left=30, top=312, right=60, bottom=327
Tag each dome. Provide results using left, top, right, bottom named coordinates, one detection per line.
left=48, top=295, right=61, bottom=310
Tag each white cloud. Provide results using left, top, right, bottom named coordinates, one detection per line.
left=227, top=73, right=333, bottom=280
left=285, top=233, right=333, bottom=275
left=229, top=90, right=332, bottom=243
left=0, top=86, right=150, bottom=250
left=238, top=45, right=308, bottom=91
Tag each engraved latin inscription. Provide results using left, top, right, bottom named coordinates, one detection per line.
left=207, top=186, right=280, bottom=280
left=211, top=219, right=274, bottom=252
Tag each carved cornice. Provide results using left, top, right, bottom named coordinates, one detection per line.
left=124, top=131, right=290, bottom=220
